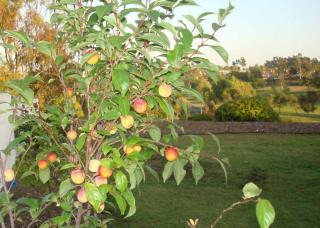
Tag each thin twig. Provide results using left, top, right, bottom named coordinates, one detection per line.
left=210, top=198, right=257, bottom=228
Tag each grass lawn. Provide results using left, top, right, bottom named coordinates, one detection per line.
left=115, top=134, right=320, bottom=228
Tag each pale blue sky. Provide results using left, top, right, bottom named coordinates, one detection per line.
left=175, top=0, right=320, bottom=66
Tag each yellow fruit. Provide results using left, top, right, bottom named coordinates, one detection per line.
left=71, top=169, right=85, bottom=184
left=87, top=53, right=100, bottom=65
left=158, top=83, right=172, bottom=98
left=124, top=145, right=142, bottom=154
left=4, top=168, right=14, bottom=182
left=67, top=130, right=77, bottom=141
left=120, top=115, right=134, bottom=129
left=89, top=160, right=100, bottom=173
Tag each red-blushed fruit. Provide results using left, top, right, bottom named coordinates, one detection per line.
left=38, top=159, right=48, bottom=170
left=47, top=152, right=57, bottom=163
left=120, top=115, right=134, bottom=129
left=133, top=98, right=148, bottom=114
left=165, top=147, right=179, bottom=161
left=94, top=176, right=108, bottom=186
left=158, top=83, right=172, bottom=98
left=4, top=168, right=14, bottom=182
left=66, top=87, right=73, bottom=98
left=71, top=169, right=85, bottom=184
left=98, top=166, right=113, bottom=178
left=124, top=145, right=142, bottom=155
left=77, top=187, right=88, bottom=203
left=67, top=130, right=77, bottom=141
left=89, top=159, right=100, bottom=173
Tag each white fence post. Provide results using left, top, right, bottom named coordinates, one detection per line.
left=0, top=93, right=16, bottom=189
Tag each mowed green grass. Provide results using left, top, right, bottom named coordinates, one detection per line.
left=115, top=134, right=320, bottom=228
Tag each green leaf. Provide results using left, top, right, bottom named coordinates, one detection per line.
left=59, top=179, right=72, bottom=198
left=112, top=69, right=130, bottom=96
left=173, top=159, right=186, bottom=185
left=39, top=168, right=50, bottom=184
left=123, top=190, right=136, bottom=218
left=211, top=45, right=229, bottom=63
left=101, top=144, right=112, bottom=155
left=197, top=12, right=214, bottom=21
left=84, top=183, right=104, bottom=212
left=118, top=96, right=130, bottom=115
left=55, top=55, right=64, bottom=65
left=109, top=36, right=129, bottom=50
left=179, top=28, right=193, bottom=51
left=218, top=3, right=234, bottom=25
left=148, top=125, right=161, bottom=142
left=176, top=86, right=204, bottom=104
left=139, top=33, right=170, bottom=49
left=144, top=164, right=160, bottom=182
left=103, top=110, right=121, bottom=120
left=190, top=135, right=204, bottom=150
left=111, top=191, right=127, bottom=215
left=17, top=197, right=39, bottom=209
left=166, top=72, right=181, bottom=83
left=155, top=97, right=175, bottom=121
left=162, top=161, right=174, bottom=183
left=183, top=15, right=203, bottom=35
left=209, top=133, right=221, bottom=154
left=36, top=41, right=56, bottom=59
left=212, top=156, right=228, bottom=184
left=158, top=21, right=177, bottom=37
left=192, top=161, right=204, bottom=184
left=75, top=133, right=87, bottom=151
left=20, top=170, right=36, bottom=179
left=256, top=199, right=275, bottom=228
left=60, top=163, right=76, bottom=170
left=115, top=171, right=129, bottom=192
left=167, top=44, right=184, bottom=67
left=95, top=5, right=113, bottom=19
left=6, top=30, right=31, bottom=46
left=7, top=81, right=34, bottom=106
left=243, top=182, right=262, bottom=199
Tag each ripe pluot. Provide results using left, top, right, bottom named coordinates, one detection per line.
left=98, top=166, right=113, bottom=178
left=165, top=147, right=179, bottom=161
left=38, top=159, right=48, bottom=170
left=77, top=187, right=88, bottom=203
left=71, top=169, right=85, bottom=185
left=47, top=152, right=57, bottom=163
left=133, top=98, right=148, bottom=114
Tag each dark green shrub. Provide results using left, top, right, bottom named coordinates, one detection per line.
left=298, top=91, right=319, bottom=113
left=215, top=97, right=280, bottom=121
left=188, top=114, right=214, bottom=121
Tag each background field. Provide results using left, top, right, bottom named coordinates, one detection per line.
left=256, top=86, right=320, bottom=123
left=115, top=134, right=320, bottom=228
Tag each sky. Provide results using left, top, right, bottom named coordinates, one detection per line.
left=174, top=0, right=320, bottom=66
